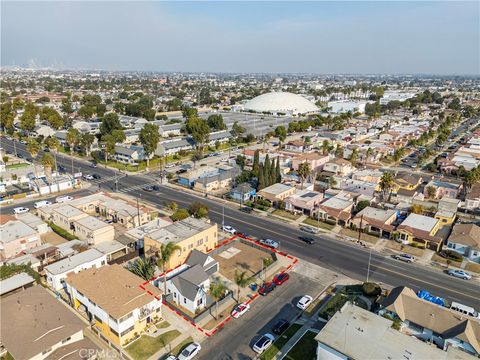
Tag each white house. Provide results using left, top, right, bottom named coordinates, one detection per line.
left=446, top=223, right=480, bottom=263
left=44, top=248, right=107, bottom=290
left=166, top=264, right=211, bottom=314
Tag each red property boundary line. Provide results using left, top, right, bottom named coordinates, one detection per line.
left=136, top=234, right=298, bottom=337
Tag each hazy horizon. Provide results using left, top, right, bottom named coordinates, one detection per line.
left=2, top=1, right=479, bottom=75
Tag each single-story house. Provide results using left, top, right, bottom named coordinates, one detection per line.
left=257, top=183, right=296, bottom=204
left=351, top=206, right=397, bottom=239
left=446, top=223, right=480, bottom=263
left=230, top=183, right=256, bottom=203
left=285, top=189, right=323, bottom=216
left=396, top=213, right=443, bottom=251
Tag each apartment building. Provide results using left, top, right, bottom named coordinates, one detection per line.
left=65, top=264, right=162, bottom=348
left=0, top=220, right=41, bottom=260
left=144, top=217, right=217, bottom=270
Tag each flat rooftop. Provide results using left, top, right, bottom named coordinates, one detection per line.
left=400, top=213, right=438, bottom=232
left=0, top=220, right=38, bottom=244
left=45, top=248, right=105, bottom=275
left=0, top=272, right=35, bottom=295
left=66, top=264, right=161, bottom=319
left=75, top=215, right=112, bottom=231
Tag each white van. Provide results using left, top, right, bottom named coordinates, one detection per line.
left=56, top=195, right=73, bottom=203
left=34, top=200, right=52, bottom=209
left=450, top=302, right=479, bottom=319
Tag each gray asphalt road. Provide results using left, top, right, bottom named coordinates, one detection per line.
left=198, top=273, right=318, bottom=360
left=2, top=138, right=479, bottom=309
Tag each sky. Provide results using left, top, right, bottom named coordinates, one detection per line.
left=1, top=1, right=479, bottom=75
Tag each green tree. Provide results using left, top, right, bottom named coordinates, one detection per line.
left=252, top=150, right=260, bottom=175
left=20, top=103, right=37, bottom=133
left=322, top=140, right=330, bottom=155
left=207, top=114, right=226, bottom=131
left=209, top=281, right=228, bottom=320
left=379, top=172, right=395, bottom=202
left=77, top=105, right=95, bottom=119
left=171, top=208, right=189, bottom=221
left=274, top=126, right=287, bottom=147
left=80, top=134, right=95, bottom=156
left=350, top=148, right=358, bottom=166
left=231, top=121, right=246, bottom=139
left=156, top=242, right=181, bottom=299
left=111, top=129, right=126, bottom=143
left=0, top=102, right=15, bottom=132
left=234, top=270, right=251, bottom=302
left=129, top=258, right=156, bottom=281
left=188, top=202, right=209, bottom=218
left=101, top=134, right=116, bottom=165
left=426, top=186, right=437, bottom=199
left=26, top=139, right=41, bottom=177
left=235, top=155, right=246, bottom=170
left=186, top=117, right=210, bottom=153
left=191, top=151, right=203, bottom=170
left=297, top=161, right=311, bottom=190
left=100, top=112, right=122, bottom=137
left=139, top=123, right=160, bottom=170
left=40, top=153, right=55, bottom=173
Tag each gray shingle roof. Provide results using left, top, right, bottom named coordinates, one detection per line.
left=171, top=264, right=208, bottom=301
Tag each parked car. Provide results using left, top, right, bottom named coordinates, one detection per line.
left=177, top=342, right=201, bottom=360
left=253, top=334, right=275, bottom=354
left=272, top=319, right=290, bottom=335
left=222, top=225, right=236, bottom=234
left=34, top=200, right=52, bottom=209
left=55, top=195, right=74, bottom=203
left=143, top=186, right=154, bottom=192
left=231, top=303, right=250, bottom=318
left=299, top=236, right=315, bottom=244
left=13, top=207, right=29, bottom=214
left=239, top=206, right=253, bottom=213
left=90, top=161, right=97, bottom=168
left=447, top=269, right=472, bottom=280
left=165, top=356, right=177, bottom=360
left=392, top=254, right=415, bottom=263
left=297, top=295, right=313, bottom=310
left=258, top=238, right=279, bottom=249
left=300, top=225, right=318, bottom=234
left=92, top=174, right=101, bottom=180
left=273, top=273, right=290, bottom=285
left=236, top=232, right=250, bottom=238
left=258, top=282, right=276, bottom=296
left=176, top=169, right=188, bottom=174
left=165, top=164, right=175, bottom=169
left=58, top=165, right=67, bottom=173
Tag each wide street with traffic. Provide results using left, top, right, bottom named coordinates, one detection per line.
left=2, top=137, right=479, bottom=312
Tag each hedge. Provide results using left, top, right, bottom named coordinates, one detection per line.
left=48, top=222, right=78, bottom=241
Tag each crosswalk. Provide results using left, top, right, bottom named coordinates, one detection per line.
left=87, top=175, right=127, bottom=184
left=117, top=182, right=161, bottom=194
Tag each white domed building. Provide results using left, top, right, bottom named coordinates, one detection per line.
left=243, top=92, right=318, bottom=115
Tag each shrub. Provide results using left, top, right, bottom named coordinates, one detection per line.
left=362, top=282, right=381, bottom=297
left=48, top=222, right=77, bottom=241
left=440, top=249, right=463, bottom=262
left=170, top=208, right=189, bottom=221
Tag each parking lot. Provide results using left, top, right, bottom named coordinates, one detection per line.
left=197, top=272, right=321, bottom=360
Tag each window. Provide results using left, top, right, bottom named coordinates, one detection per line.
left=62, top=337, right=71, bottom=344
left=110, top=327, right=119, bottom=337
left=94, top=315, right=102, bottom=323
left=197, top=298, right=203, bottom=306
left=184, top=298, right=187, bottom=304
left=42, top=348, right=52, bottom=355
left=120, top=325, right=134, bottom=337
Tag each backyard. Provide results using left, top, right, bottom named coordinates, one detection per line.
left=126, top=330, right=181, bottom=360
left=318, top=284, right=376, bottom=320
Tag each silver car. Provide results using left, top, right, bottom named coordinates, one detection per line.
left=259, top=238, right=279, bottom=249
left=447, top=269, right=472, bottom=280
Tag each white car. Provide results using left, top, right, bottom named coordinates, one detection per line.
left=447, top=269, right=472, bottom=280
left=13, top=207, right=29, bottom=214
left=165, top=164, right=175, bottom=169
left=297, top=295, right=313, bottom=310
left=56, top=195, right=74, bottom=203
left=252, top=333, right=275, bottom=353
left=259, top=238, right=279, bottom=249
left=392, top=254, right=415, bottom=263
left=231, top=303, right=250, bottom=319
left=83, top=174, right=94, bottom=181
left=164, top=356, right=177, bottom=360
left=222, top=225, right=236, bottom=234
left=177, top=342, right=201, bottom=360
left=34, top=200, right=52, bottom=209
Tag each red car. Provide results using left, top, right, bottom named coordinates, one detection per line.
left=273, top=273, right=290, bottom=285
left=258, top=282, right=276, bottom=296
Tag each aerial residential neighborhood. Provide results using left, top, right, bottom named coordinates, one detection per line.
left=1, top=1, right=479, bottom=360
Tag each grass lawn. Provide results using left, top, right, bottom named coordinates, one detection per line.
left=5, top=162, right=30, bottom=169
left=283, top=330, right=318, bottom=360
left=431, top=253, right=462, bottom=266
left=318, top=285, right=366, bottom=320
left=156, top=320, right=170, bottom=329
left=272, top=209, right=301, bottom=221
left=169, top=336, right=194, bottom=357
left=302, top=217, right=335, bottom=230
left=259, top=323, right=302, bottom=360
left=126, top=330, right=181, bottom=360
left=386, top=241, right=425, bottom=257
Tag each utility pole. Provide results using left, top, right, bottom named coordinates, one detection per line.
left=366, top=247, right=372, bottom=283
left=222, top=205, right=225, bottom=228
left=136, top=195, right=141, bottom=227
left=358, top=214, right=364, bottom=243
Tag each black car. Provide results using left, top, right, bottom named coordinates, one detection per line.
left=176, top=168, right=187, bottom=174
left=272, top=319, right=290, bottom=335
left=152, top=185, right=160, bottom=191
left=17, top=153, right=23, bottom=158
left=258, top=282, right=276, bottom=296
left=299, top=236, right=315, bottom=244
left=239, top=206, right=253, bottom=213
left=92, top=174, right=101, bottom=180
left=236, top=232, right=250, bottom=238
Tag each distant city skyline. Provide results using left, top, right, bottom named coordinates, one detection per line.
left=1, top=1, right=479, bottom=75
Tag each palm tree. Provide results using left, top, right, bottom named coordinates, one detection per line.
left=209, top=281, right=227, bottom=320
left=263, top=133, right=271, bottom=152
left=297, top=161, right=311, bottom=190
left=129, top=257, right=156, bottom=281
left=41, top=153, right=55, bottom=174
left=379, top=172, right=395, bottom=202
left=350, top=148, right=358, bottom=166
left=328, top=176, right=337, bottom=189
left=233, top=270, right=251, bottom=302
left=156, top=242, right=181, bottom=300
left=321, top=140, right=330, bottom=155
left=191, top=151, right=203, bottom=170
left=45, top=137, right=61, bottom=192
left=26, top=139, right=41, bottom=178
left=365, top=147, right=373, bottom=164
left=66, top=128, right=80, bottom=175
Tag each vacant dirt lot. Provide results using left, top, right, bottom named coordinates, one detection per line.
left=41, top=232, right=68, bottom=246
left=213, top=241, right=274, bottom=281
